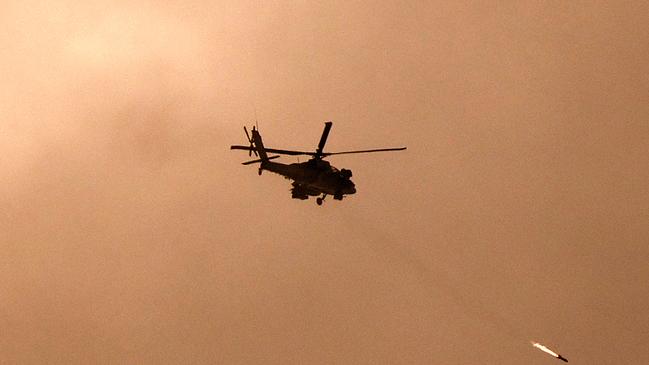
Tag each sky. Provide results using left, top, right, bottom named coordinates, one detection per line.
left=2, top=1, right=648, bottom=364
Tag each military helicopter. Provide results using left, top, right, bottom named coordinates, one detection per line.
left=230, top=121, right=406, bottom=205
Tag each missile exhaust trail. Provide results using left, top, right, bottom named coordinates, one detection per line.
left=532, top=341, right=568, bottom=362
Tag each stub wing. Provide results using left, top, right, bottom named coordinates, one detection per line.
left=291, top=182, right=321, bottom=200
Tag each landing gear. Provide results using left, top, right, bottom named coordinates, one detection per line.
left=258, top=168, right=262, bottom=175
left=316, top=194, right=327, bottom=206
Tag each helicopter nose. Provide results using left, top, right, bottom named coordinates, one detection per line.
left=346, top=181, right=356, bottom=194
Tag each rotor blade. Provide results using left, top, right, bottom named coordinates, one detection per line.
left=243, top=126, right=254, bottom=156
left=315, top=121, right=333, bottom=157
left=231, top=145, right=316, bottom=156
left=263, top=148, right=315, bottom=156
left=244, top=126, right=251, bottom=142
left=241, top=155, right=280, bottom=165
left=321, top=147, right=407, bottom=156
left=231, top=145, right=252, bottom=151
left=232, top=144, right=406, bottom=156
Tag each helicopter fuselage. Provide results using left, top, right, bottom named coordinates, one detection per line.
left=260, top=158, right=356, bottom=200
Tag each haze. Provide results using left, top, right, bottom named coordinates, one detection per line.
left=2, top=1, right=648, bottom=364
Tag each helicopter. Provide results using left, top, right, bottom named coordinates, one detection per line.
left=230, top=121, right=406, bottom=205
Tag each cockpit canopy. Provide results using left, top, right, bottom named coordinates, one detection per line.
left=340, top=168, right=352, bottom=179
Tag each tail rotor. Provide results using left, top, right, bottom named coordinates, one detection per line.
left=243, top=126, right=258, bottom=157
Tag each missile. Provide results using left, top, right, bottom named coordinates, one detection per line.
left=531, top=341, right=568, bottom=362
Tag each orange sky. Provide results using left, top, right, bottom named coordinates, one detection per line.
left=2, top=1, right=648, bottom=364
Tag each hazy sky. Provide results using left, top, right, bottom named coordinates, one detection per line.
left=2, top=1, right=648, bottom=364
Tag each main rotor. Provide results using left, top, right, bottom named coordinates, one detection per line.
left=314, top=121, right=333, bottom=159
left=231, top=121, right=406, bottom=160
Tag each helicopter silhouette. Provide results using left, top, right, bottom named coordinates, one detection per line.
left=230, top=121, right=406, bottom=205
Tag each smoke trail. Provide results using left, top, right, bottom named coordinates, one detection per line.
left=341, top=213, right=527, bottom=340
left=342, top=212, right=573, bottom=361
